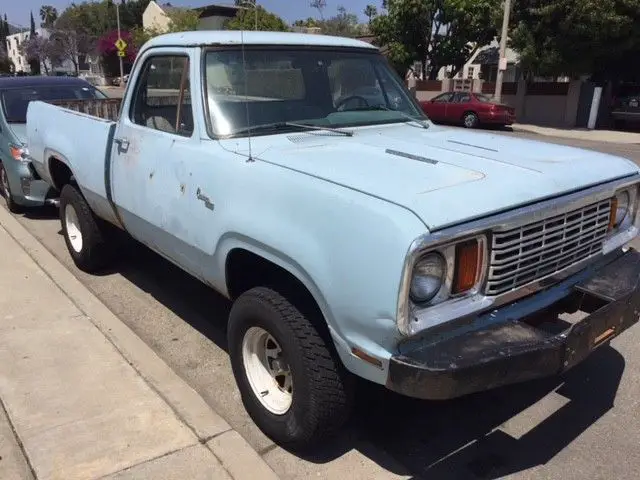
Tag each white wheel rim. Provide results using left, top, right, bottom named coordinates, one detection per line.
left=465, top=115, right=476, bottom=127
left=242, top=327, right=293, bottom=415
left=64, top=204, right=83, bottom=253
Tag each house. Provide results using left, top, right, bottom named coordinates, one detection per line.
left=142, top=1, right=240, bottom=32
left=5, top=28, right=77, bottom=75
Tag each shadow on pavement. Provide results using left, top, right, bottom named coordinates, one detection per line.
left=113, top=235, right=624, bottom=480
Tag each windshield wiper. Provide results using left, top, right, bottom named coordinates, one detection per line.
left=356, top=105, right=430, bottom=130
left=233, top=121, right=353, bottom=137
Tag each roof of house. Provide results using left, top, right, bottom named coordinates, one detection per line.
left=0, top=76, right=92, bottom=90
left=142, top=31, right=378, bottom=51
left=158, top=2, right=239, bottom=18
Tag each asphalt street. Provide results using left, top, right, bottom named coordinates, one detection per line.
left=8, top=129, right=640, bottom=480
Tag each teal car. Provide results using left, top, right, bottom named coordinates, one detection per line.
left=0, top=76, right=106, bottom=212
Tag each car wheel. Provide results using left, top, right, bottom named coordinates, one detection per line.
left=463, top=112, right=480, bottom=128
left=60, top=184, right=111, bottom=272
left=0, top=162, right=22, bottom=213
left=228, top=287, right=353, bottom=449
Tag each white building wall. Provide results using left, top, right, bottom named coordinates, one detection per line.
left=143, top=1, right=172, bottom=32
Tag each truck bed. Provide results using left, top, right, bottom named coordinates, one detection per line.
left=48, top=98, right=122, bottom=121
left=26, top=100, right=118, bottom=224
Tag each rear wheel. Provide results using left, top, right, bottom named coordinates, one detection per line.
left=463, top=111, right=480, bottom=128
left=60, top=184, right=111, bottom=272
left=228, top=287, right=353, bottom=449
left=0, top=162, right=22, bottom=213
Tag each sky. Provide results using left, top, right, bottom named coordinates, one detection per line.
left=2, top=0, right=374, bottom=29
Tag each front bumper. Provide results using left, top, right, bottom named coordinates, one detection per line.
left=387, top=249, right=640, bottom=400
left=5, top=161, right=53, bottom=207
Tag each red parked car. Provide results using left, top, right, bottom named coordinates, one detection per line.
left=420, top=91, right=515, bottom=128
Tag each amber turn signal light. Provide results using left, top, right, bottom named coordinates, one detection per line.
left=453, top=240, right=480, bottom=294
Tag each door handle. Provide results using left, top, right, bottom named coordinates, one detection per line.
left=114, top=137, right=130, bottom=149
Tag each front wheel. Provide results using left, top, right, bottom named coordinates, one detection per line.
left=228, top=287, right=353, bottom=448
left=60, top=184, right=111, bottom=272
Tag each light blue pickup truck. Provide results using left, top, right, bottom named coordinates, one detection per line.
left=26, top=31, right=640, bottom=447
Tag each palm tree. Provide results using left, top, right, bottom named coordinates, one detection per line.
left=364, top=5, right=377, bottom=24
left=39, top=5, right=58, bottom=28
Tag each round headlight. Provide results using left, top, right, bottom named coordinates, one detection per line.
left=410, top=253, right=446, bottom=303
left=614, top=189, right=631, bottom=228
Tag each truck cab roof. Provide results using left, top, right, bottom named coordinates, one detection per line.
left=142, top=30, right=378, bottom=52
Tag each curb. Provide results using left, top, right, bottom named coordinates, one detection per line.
left=0, top=206, right=278, bottom=480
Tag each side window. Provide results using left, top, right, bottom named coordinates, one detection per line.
left=130, top=55, right=193, bottom=137
left=433, top=93, right=453, bottom=103
left=454, top=93, right=471, bottom=103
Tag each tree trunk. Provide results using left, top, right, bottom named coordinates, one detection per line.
left=428, top=65, right=439, bottom=81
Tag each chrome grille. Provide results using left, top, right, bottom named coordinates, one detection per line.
left=486, top=199, right=612, bottom=295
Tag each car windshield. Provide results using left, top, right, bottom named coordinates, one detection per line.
left=1, top=84, right=106, bottom=123
left=475, top=93, right=494, bottom=103
left=204, top=48, right=426, bottom=137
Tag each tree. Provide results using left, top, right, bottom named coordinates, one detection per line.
left=49, top=30, right=94, bottom=74
left=39, top=5, right=58, bottom=28
left=371, top=0, right=500, bottom=79
left=98, top=30, right=135, bottom=77
left=20, top=35, right=61, bottom=75
left=510, top=0, right=640, bottom=83
left=293, top=18, right=319, bottom=28
left=311, top=0, right=327, bottom=20
left=0, top=46, right=12, bottom=74
left=320, top=6, right=367, bottom=37
left=225, top=6, right=289, bottom=32
left=26, top=12, right=41, bottom=74
left=294, top=6, right=367, bottom=37
left=364, top=4, right=378, bottom=23
left=131, top=8, right=200, bottom=49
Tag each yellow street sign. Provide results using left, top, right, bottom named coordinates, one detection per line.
left=117, top=50, right=126, bottom=57
left=115, top=38, right=127, bottom=51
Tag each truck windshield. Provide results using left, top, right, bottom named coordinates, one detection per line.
left=204, top=48, right=427, bottom=137
left=1, top=84, right=106, bottom=123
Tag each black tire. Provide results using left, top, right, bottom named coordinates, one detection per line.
left=463, top=111, right=480, bottom=128
left=59, top=184, right=111, bottom=272
left=0, top=162, right=22, bottom=214
left=228, top=287, right=353, bottom=449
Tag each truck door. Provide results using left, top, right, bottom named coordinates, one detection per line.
left=109, top=48, right=204, bottom=277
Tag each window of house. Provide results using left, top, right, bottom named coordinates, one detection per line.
left=467, top=66, right=475, bottom=79
left=130, top=55, right=193, bottom=137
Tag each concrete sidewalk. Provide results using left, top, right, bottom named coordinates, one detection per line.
left=0, top=207, right=278, bottom=480
left=512, top=123, right=640, bottom=144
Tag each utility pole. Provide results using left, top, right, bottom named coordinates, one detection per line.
left=116, top=2, right=124, bottom=86
left=494, top=0, right=512, bottom=103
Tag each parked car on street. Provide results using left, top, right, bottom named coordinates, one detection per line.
left=26, top=31, right=640, bottom=448
left=612, top=91, right=640, bottom=129
left=0, top=76, right=106, bottom=212
left=420, top=91, right=515, bottom=128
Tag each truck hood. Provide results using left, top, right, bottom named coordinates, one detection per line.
left=252, top=124, right=639, bottom=230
